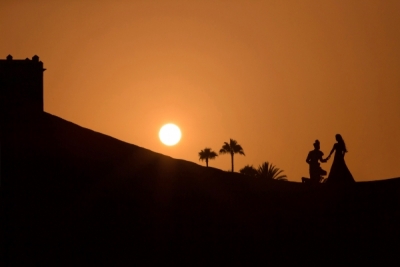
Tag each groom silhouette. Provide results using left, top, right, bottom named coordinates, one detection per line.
left=305, top=140, right=327, bottom=184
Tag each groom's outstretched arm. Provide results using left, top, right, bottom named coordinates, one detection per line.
left=319, top=152, right=327, bottom=163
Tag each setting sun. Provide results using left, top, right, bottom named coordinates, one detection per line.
left=159, top=123, right=181, bottom=146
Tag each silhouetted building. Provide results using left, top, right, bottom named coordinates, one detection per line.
left=0, top=55, right=45, bottom=117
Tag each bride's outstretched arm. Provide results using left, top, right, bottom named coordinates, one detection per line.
left=326, top=144, right=336, bottom=159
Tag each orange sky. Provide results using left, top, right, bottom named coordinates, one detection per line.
left=2, top=0, right=400, bottom=182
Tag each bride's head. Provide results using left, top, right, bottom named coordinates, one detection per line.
left=335, top=134, right=348, bottom=152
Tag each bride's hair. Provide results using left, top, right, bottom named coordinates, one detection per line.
left=336, top=134, right=348, bottom=153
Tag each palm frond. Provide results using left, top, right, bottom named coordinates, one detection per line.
left=199, top=147, right=218, bottom=161
left=257, top=161, right=287, bottom=181
left=220, top=138, right=245, bottom=172
left=219, top=142, right=231, bottom=154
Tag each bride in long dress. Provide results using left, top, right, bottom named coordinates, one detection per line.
left=325, top=134, right=355, bottom=184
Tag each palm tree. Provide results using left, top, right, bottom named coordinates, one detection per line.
left=240, top=165, right=258, bottom=177
left=198, top=148, right=218, bottom=167
left=257, top=162, right=287, bottom=181
left=219, top=139, right=245, bottom=172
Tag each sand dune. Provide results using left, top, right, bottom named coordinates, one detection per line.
left=2, top=112, right=400, bottom=265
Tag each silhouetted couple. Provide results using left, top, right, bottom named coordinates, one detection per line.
left=306, top=134, right=355, bottom=184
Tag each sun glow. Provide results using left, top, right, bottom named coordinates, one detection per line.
left=159, top=123, right=181, bottom=146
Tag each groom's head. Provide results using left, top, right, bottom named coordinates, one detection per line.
left=313, top=140, right=320, bottom=150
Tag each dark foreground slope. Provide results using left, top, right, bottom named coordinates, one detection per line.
left=2, top=112, right=400, bottom=265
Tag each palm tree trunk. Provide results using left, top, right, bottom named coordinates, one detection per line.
left=231, top=153, right=234, bottom=172
left=206, top=158, right=208, bottom=167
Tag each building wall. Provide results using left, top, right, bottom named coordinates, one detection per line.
left=0, top=55, right=45, bottom=117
